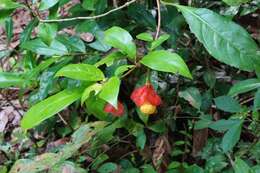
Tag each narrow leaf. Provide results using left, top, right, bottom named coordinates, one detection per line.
left=228, top=78, right=260, bottom=96
left=0, top=72, right=25, bottom=88
left=21, top=89, right=82, bottom=130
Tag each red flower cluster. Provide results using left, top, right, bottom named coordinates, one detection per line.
left=104, top=101, right=124, bottom=116
left=131, top=83, right=161, bottom=114
left=104, top=83, right=161, bottom=116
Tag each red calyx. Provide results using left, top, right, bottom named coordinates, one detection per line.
left=130, top=83, right=162, bottom=107
left=104, top=101, right=124, bottom=116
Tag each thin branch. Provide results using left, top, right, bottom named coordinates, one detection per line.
left=40, top=0, right=137, bottom=23
left=155, top=0, right=161, bottom=39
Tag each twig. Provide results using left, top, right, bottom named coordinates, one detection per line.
left=155, top=0, right=161, bottom=39
left=58, top=113, right=74, bottom=131
left=39, top=0, right=137, bottom=23
left=226, top=153, right=235, bottom=168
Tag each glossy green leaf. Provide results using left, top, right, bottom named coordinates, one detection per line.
left=214, top=96, right=242, bottom=113
left=0, top=72, right=25, bottom=88
left=88, top=31, right=111, bottom=52
left=85, top=96, right=109, bottom=121
left=81, top=83, right=103, bottom=104
left=150, top=34, right=170, bottom=50
left=104, top=26, right=136, bottom=59
left=56, top=35, right=86, bottom=53
left=228, top=78, right=260, bottom=96
left=0, top=0, right=23, bottom=10
left=223, top=0, right=250, bottom=6
left=21, top=88, right=82, bottom=130
left=95, top=52, right=124, bottom=67
left=173, top=4, right=260, bottom=72
left=141, top=50, right=192, bottom=79
left=55, top=64, right=104, bottom=81
left=82, top=0, right=95, bottom=11
left=136, top=33, right=153, bottom=42
left=99, top=76, right=120, bottom=108
left=114, top=65, right=135, bottom=77
left=38, top=23, right=57, bottom=45
left=234, top=158, right=251, bottom=173
left=97, top=162, right=117, bottom=173
left=22, top=39, right=68, bottom=56
left=39, top=0, right=59, bottom=11
left=179, top=87, right=202, bottom=109
left=221, top=120, right=243, bottom=153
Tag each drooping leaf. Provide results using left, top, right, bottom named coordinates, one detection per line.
left=0, top=0, right=23, bottom=10
left=221, top=120, right=243, bottom=153
left=21, top=88, right=82, bottom=130
left=172, top=4, right=260, bottom=72
left=39, top=0, right=59, bottom=11
left=95, top=52, right=124, bottom=67
left=179, top=87, right=202, bottom=109
left=141, top=50, right=192, bottom=79
left=214, top=96, right=242, bottom=113
left=5, top=17, right=13, bottom=43
left=56, top=35, right=86, bottom=53
left=99, top=76, right=120, bottom=108
left=136, top=32, right=153, bottom=42
left=228, top=78, right=260, bottom=96
left=55, top=64, right=104, bottom=81
left=104, top=26, right=136, bottom=59
left=114, top=65, right=135, bottom=77
left=22, top=39, right=68, bottom=56
left=150, top=34, right=170, bottom=50
left=0, top=72, right=25, bottom=88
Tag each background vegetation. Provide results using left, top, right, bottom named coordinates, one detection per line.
left=0, top=0, right=259, bottom=172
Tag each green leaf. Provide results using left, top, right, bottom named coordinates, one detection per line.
left=95, top=52, right=124, bottom=67
left=5, top=17, right=13, bottom=43
left=38, top=23, right=57, bottom=45
left=114, top=65, right=135, bottom=77
left=0, top=50, right=10, bottom=59
left=150, top=34, right=170, bottom=50
left=20, top=19, right=38, bottom=44
left=0, top=0, right=23, bottom=10
left=179, top=87, right=202, bottom=109
left=97, top=162, right=117, bottom=173
left=194, top=114, right=213, bottom=130
left=214, top=96, right=242, bottom=113
left=85, top=96, right=109, bottom=121
left=82, top=0, right=95, bottom=11
left=136, top=128, right=146, bottom=149
left=0, top=72, right=25, bottom=88
left=99, top=76, right=120, bottom=108
left=136, top=32, right=153, bottom=42
left=88, top=31, right=111, bottom=52
left=173, top=4, right=260, bottom=72
left=141, top=50, right=192, bottom=79
left=21, top=88, right=82, bottom=130
left=221, top=120, right=243, bottom=153
left=209, top=119, right=241, bottom=131
left=142, top=164, right=156, bottom=173
left=104, top=26, right=136, bottom=59
left=81, top=83, right=102, bottom=104
left=55, top=64, right=104, bottom=81
left=223, top=0, right=250, bottom=6
left=234, top=158, right=251, bottom=173
left=39, top=0, right=59, bottom=11
left=254, top=89, right=260, bottom=111
left=228, top=78, right=260, bottom=96
left=22, top=39, right=68, bottom=56
left=56, top=35, right=86, bottom=53
left=203, top=70, right=216, bottom=89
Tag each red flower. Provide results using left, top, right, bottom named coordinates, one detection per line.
left=104, top=101, right=124, bottom=117
left=130, top=83, right=162, bottom=114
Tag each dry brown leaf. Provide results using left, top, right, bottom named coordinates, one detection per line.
left=192, top=129, right=208, bottom=157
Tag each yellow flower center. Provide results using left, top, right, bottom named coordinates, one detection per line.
left=140, top=103, right=156, bottom=115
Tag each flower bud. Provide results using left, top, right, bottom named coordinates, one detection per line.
left=104, top=101, right=124, bottom=116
